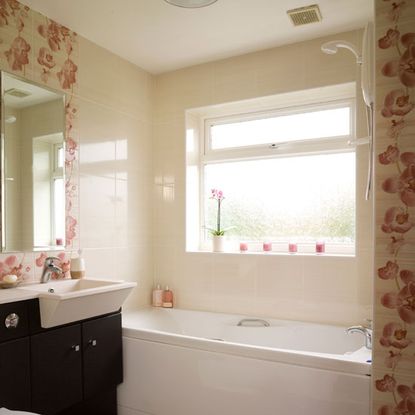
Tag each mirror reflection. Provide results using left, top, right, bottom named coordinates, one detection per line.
left=2, top=72, right=66, bottom=252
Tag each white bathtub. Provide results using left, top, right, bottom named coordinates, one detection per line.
left=118, top=308, right=371, bottom=415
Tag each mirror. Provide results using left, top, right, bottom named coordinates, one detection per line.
left=1, top=71, right=66, bottom=252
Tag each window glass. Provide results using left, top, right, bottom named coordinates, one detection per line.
left=204, top=152, right=355, bottom=243
left=210, top=107, right=350, bottom=150
left=53, top=178, right=65, bottom=242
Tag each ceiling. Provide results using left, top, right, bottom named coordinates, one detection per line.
left=4, top=75, right=62, bottom=108
left=20, top=0, right=373, bottom=74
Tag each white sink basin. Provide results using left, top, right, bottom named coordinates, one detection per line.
left=18, top=279, right=136, bottom=328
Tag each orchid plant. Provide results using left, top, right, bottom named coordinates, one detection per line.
left=207, top=189, right=232, bottom=236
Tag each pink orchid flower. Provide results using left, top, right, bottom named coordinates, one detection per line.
left=396, top=384, right=415, bottom=414
left=382, top=152, right=415, bottom=207
left=380, top=322, right=411, bottom=349
left=382, top=32, right=415, bottom=88
left=66, top=215, right=77, bottom=245
left=376, top=374, right=397, bottom=392
left=37, top=46, right=55, bottom=69
left=378, top=260, right=399, bottom=280
left=379, top=145, right=399, bottom=165
left=379, top=28, right=400, bottom=49
left=381, top=206, right=413, bottom=233
left=381, top=89, right=413, bottom=117
left=57, top=58, right=78, bottom=90
left=381, top=270, right=415, bottom=323
left=5, top=255, right=17, bottom=267
left=4, top=35, right=30, bottom=71
left=35, top=252, right=47, bottom=267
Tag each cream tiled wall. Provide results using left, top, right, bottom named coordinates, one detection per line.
left=153, top=29, right=373, bottom=326
left=77, top=37, right=154, bottom=308
left=0, top=1, right=154, bottom=308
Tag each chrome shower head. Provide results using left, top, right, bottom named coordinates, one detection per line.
left=321, top=40, right=362, bottom=64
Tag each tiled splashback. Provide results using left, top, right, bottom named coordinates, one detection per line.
left=373, top=1, right=415, bottom=414
left=0, top=1, right=153, bottom=307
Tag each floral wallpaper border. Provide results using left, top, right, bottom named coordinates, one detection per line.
left=374, top=1, right=415, bottom=414
left=0, top=0, right=79, bottom=283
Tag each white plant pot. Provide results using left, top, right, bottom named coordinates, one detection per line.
left=212, top=235, right=225, bottom=252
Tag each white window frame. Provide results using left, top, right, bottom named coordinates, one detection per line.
left=51, top=142, right=64, bottom=245
left=198, top=98, right=356, bottom=254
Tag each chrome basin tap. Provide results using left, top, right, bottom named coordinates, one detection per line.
left=41, top=257, right=63, bottom=283
left=346, top=321, right=373, bottom=349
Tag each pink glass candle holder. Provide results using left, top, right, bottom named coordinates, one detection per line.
left=263, top=242, right=272, bottom=252
left=240, top=242, right=248, bottom=252
left=316, top=240, right=325, bottom=254
left=288, top=242, right=297, bottom=253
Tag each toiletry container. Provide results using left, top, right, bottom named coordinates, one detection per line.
left=70, top=250, right=85, bottom=279
left=152, top=284, right=163, bottom=307
left=162, top=286, right=173, bottom=308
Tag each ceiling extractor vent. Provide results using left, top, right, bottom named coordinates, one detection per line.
left=287, top=4, right=322, bottom=26
left=5, top=88, right=31, bottom=98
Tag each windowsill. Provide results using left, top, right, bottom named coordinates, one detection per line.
left=186, top=249, right=355, bottom=258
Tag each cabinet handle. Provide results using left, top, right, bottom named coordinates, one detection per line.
left=71, top=344, right=80, bottom=352
left=5, top=313, right=19, bottom=329
left=88, top=339, right=97, bottom=347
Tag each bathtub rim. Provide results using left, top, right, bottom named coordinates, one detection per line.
left=122, top=309, right=371, bottom=377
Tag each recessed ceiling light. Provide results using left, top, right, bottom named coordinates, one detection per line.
left=164, top=0, right=218, bottom=8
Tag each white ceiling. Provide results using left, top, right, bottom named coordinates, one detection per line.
left=4, top=74, right=62, bottom=108
left=20, top=0, right=373, bottom=74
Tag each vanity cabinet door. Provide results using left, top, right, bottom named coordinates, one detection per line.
left=31, top=324, right=83, bottom=415
left=0, top=337, right=31, bottom=411
left=82, top=313, right=123, bottom=400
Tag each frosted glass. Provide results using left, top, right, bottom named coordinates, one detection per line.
left=210, top=107, right=350, bottom=150
left=204, top=152, right=355, bottom=243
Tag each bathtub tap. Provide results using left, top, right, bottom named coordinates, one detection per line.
left=237, top=318, right=270, bottom=327
left=346, top=323, right=372, bottom=349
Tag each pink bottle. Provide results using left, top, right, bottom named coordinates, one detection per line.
left=162, top=286, right=174, bottom=308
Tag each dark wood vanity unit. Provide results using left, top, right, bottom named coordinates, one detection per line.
left=0, top=299, right=123, bottom=415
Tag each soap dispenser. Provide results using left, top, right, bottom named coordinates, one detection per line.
left=70, top=249, right=85, bottom=279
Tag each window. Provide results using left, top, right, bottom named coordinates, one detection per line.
left=52, top=143, right=65, bottom=245
left=186, top=86, right=356, bottom=254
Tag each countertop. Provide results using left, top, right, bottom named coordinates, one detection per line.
left=0, top=287, right=38, bottom=304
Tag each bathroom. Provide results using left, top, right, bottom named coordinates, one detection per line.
left=0, top=0, right=413, bottom=414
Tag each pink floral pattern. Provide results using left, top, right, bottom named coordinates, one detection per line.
left=36, top=17, right=77, bottom=90
left=375, top=2, right=415, bottom=414
left=64, top=97, right=78, bottom=247
left=0, top=0, right=30, bottom=74
left=0, top=254, right=30, bottom=281
left=381, top=207, right=413, bottom=234
left=382, top=153, right=415, bottom=206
